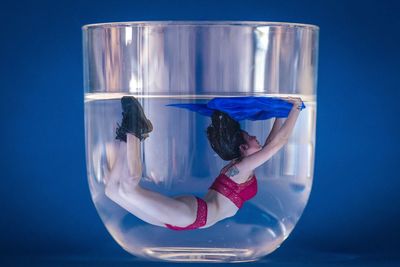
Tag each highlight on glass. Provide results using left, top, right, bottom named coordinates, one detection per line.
left=82, top=21, right=319, bottom=262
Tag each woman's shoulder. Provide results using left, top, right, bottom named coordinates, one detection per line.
left=220, top=160, right=254, bottom=183
left=220, top=158, right=240, bottom=175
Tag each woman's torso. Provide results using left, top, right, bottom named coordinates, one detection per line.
left=172, top=160, right=255, bottom=228
left=204, top=160, right=255, bottom=221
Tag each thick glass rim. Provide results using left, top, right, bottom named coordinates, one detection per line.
left=82, top=20, right=319, bottom=31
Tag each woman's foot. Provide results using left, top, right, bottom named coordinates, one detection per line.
left=115, top=96, right=153, bottom=142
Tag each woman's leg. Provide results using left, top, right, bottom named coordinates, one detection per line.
left=105, top=134, right=198, bottom=228
left=126, top=133, right=142, bottom=181
left=118, top=180, right=197, bottom=227
left=104, top=138, right=165, bottom=227
left=120, top=134, right=198, bottom=227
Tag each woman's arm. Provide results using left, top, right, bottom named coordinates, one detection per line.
left=267, top=102, right=301, bottom=145
left=264, top=118, right=284, bottom=147
left=236, top=98, right=302, bottom=173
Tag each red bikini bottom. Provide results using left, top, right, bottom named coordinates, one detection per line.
left=165, top=197, right=208, bottom=231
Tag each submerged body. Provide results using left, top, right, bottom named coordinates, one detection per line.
left=105, top=134, right=260, bottom=230
left=104, top=96, right=303, bottom=230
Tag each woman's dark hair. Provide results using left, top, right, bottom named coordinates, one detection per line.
left=206, top=110, right=246, bottom=161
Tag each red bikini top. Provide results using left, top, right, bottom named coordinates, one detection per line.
left=209, top=172, right=258, bottom=209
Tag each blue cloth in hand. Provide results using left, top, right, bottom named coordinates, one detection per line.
left=166, top=96, right=305, bottom=121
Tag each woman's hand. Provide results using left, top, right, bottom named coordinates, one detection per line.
left=281, top=96, right=303, bottom=110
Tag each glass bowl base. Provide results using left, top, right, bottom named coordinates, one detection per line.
left=141, top=247, right=260, bottom=262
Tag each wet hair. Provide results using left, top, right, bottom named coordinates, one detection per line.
left=206, top=110, right=246, bottom=161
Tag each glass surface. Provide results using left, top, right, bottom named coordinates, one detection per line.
left=82, top=21, right=319, bottom=262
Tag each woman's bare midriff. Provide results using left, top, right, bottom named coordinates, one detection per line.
left=172, top=161, right=254, bottom=228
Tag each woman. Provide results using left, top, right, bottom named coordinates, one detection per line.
left=104, top=96, right=303, bottom=230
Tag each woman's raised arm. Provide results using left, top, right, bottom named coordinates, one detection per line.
left=236, top=98, right=303, bottom=173
left=264, top=118, right=284, bottom=146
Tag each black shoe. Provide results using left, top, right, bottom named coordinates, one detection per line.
left=115, top=96, right=153, bottom=142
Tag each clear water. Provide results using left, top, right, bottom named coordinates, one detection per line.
left=84, top=93, right=316, bottom=262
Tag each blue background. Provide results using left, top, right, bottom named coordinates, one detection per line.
left=1, top=0, right=399, bottom=266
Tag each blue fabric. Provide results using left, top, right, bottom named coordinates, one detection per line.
left=166, top=96, right=306, bottom=121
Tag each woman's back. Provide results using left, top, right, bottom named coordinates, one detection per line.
left=203, top=161, right=257, bottom=224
